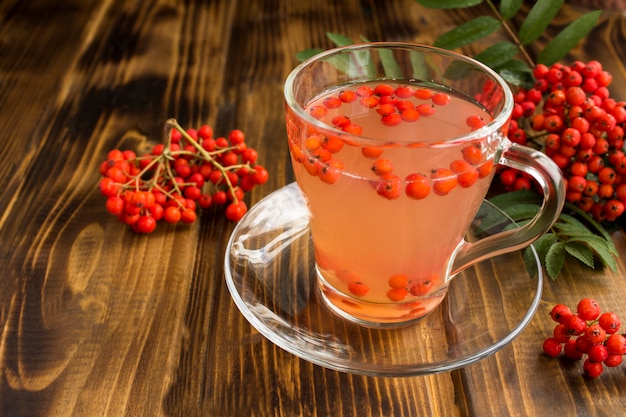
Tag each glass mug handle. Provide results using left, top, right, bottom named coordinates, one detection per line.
left=451, top=143, right=566, bottom=275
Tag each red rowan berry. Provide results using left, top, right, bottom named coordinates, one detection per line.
left=348, top=281, right=369, bottom=297
left=405, top=173, right=430, bottom=200
left=431, top=168, right=458, bottom=196
left=583, top=358, right=604, bottom=378
left=577, top=298, right=601, bottom=321
left=605, top=334, right=626, bottom=355
left=542, top=338, right=562, bottom=358
left=598, top=312, right=621, bottom=334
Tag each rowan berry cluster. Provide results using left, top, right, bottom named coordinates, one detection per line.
left=543, top=298, right=626, bottom=378
left=98, top=119, right=269, bottom=233
left=500, top=60, right=626, bottom=221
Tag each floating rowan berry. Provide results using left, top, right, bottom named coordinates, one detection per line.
left=461, top=145, right=484, bottom=165
left=376, top=174, right=403, bottom=200
left=309, top=105, right=327, bottom=119
left=431, top=168, right=458, bottom=196
left=388, top=274, right=409, bottom=289
left=338, top=90, right=356, bottom=103
left=356, top=85, right=374, bottom=97
left=374, top=84, right=394, bottom=96
left=432, top=93, right=451, bottom=106
left=409, top=279, right=434, bottom=296
left=323, top=97, right=342, bottom=109
left=381, top=113, right=402, bottom=126
left=395, top=85, right=415, bottom=98
left=416, top=104, right=436, bottom=116
left=376, top=103, right=396, bottom=116
left=348, top=281, right=370, bottom=297
left=400, top=108, right=420, bottom=122
left=386, top=288, right=408, bottom=302
left=371, top=158, right=394, bottom=176
left=362, top=146, right=384, bottom=159
left=322, top=135, right=344, bottom=153
left=405, top=173, right=430, bottom=200
left=319, top=160, right=344, bottom=184
left=450, top=159, right=478, bottom=188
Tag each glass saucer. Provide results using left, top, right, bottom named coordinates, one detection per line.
left=224, top=183, right=543, bottom=377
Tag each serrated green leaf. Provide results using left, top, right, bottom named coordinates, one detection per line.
left=538, top=10, right=602, bottom=66
left=567, top=235, right=618, bottom=271
left=502, top=203, right=541, bottom=222
left=415, top=0, right=483, bottom=8
left=518, top=0, right=565, bottom=45
left=434, top=16, right=501, bottom=50
left=564, top=241, right=595, bottom=269
left=497, top=60, right=535, bottom=88
left=552, top=221, right=596, bottom=237
left=474, top=42, right=519, bottom=69
left=558, top=212, right=590, bottom=230
left=524, top=246, right=540, bottom=277
left=296, top=48, right=324, bottom=62
left=326, top=32, right=354, bottom=47
left=499, top=0, right=524, bottom=20
left=545, top=241, right=566, bottom=279
left=564, top=203, right=616, bottom=253
left=489, top=189, right=542, bottom=209
left=533, top=233, right=559, bottom=262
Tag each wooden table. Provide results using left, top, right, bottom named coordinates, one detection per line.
left=1, top=1, right=625, bottom=415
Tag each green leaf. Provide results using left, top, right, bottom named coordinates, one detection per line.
left=326, top=32, right=354, bottom=47
left=567, top=235, right=618, bottom=271
left=379, top=48, right=403, bottom=78
left=564, top=203, right=617, bottom=253
left=545, top=241, right=566, bottom=279
left=501, top=203, right=541, bottom=222
left=434, top=16, right=501, bottom=50
left=410, top=51, right=428, bottom=80
left=552, top=221, right=596, bottom=237
left=564, top=241, right=595, bottom=269
left=518, top=0, right=565, bottom=45
left=497, top=59, right=535, bottom=88
left=524, top=246, right=540, bottom=277
left=415, top=0, right=483, bottom=8
left=474, top=42, right=519, bottom=69
left=525, top=233, right=558, bottom=277
left=489, top=189, right=542, bottom=209
left=296, top=48, right=324, bottom=62
left=499, top=0, right=524, bottom=20
left=534, top=233, right=559, bottom=263
left=538, top=10, right=602, bottom=66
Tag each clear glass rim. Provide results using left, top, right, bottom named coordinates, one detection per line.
left=284, top=42, right=515, bottom=147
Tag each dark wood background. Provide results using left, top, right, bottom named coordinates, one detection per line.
left=1, top=0, right=625, bottom=416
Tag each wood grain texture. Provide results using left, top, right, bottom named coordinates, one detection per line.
left=1, top=0, right=625, bottom=416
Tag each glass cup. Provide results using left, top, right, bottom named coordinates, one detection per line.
left=283, top=43, right=565, bottom=328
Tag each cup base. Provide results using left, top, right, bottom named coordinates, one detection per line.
left=315, top=270, right=447, bottom=329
